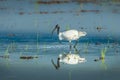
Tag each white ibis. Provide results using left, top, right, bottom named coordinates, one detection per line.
left=52, top=24, right=87, bottom=50
left=51, top=53, right=86, bottom=70
left=51, top=47, right=84, bottom=69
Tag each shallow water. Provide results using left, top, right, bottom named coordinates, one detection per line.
left=0, top=42, right=120, bottom=80
left=0, top=0, right=120, bottom=80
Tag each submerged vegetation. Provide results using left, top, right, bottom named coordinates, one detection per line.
left=0, top=45, right=10, bottom=59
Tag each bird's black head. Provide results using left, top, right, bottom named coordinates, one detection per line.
left=51, top=24, right=60, bottom=36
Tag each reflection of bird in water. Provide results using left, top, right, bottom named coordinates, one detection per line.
left=59, top=53, right=86, bottom=64
left=51, top=53, right=86, bottom=69
left=51, top=58, right=60, bottom=70
left=52, top=24, right=87, bottom=51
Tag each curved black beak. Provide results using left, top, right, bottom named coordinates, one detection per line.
left=51, top=24, right=60, bottom=36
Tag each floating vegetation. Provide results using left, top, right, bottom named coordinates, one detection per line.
left=52, top=11, right=64, bottom=14
left=80, top=10, right=100, bottom=13
left=35, top=0, right=100, bottom=4
left=36, top=1, right=69, bottom=4
left=74, top=0, right=98, bottom=3
left=39, top=11, right=48, bottom=14
left=34, top=9, right=100, bottom=15
left=20, top=56, right=38, bottom=60
left=19, top=12, right=25, bottom=15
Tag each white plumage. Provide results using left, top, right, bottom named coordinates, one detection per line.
left=52, top=24, right=87, bottom=50
left=59, top=53, right=86, bottom=64
left=59, top=29, right=87, bottom=42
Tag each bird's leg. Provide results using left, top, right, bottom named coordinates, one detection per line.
left=69, top=41, right=72, bottom=52
left=74, top=40, right=78, bottom=49
left=74, top=40, right=80, bottom=54
left=57, top=57, right=60, bottom=68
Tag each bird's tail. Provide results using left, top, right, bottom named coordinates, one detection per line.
left=58, top=32, right=63, bottom=40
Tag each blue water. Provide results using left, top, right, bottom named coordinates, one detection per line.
left=0, top=0, right=120, bottom=80
left=0, top=40, right=120, bottom=80
left=0, top=32, right=119, bottom=43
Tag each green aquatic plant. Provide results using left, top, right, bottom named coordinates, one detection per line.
left=101, top=47, right=107, bottom=59
left=101, top=47, right=107, bottom=70
left=4, top=45, right=10, bottom=57
left=4, top=45, right=11, bottom=68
